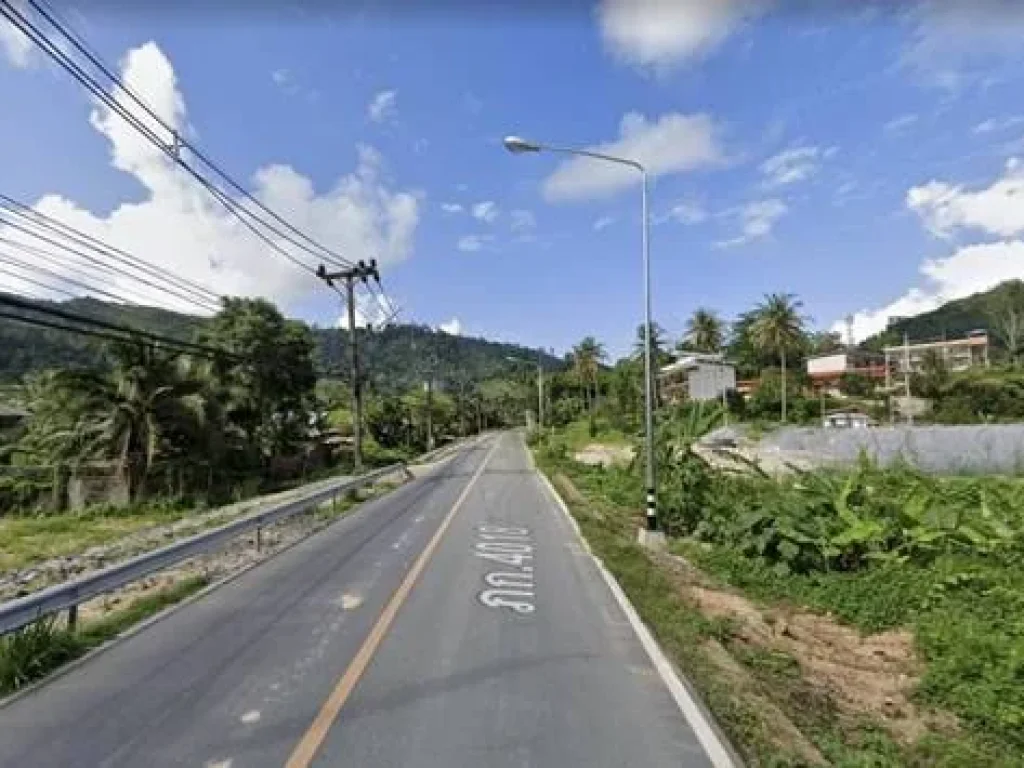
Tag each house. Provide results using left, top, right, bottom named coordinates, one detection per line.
left=883, top=331, right=990, bottom=379
left=806, top=350, right=889, bottom=397
left=659, top=353, right=736, bottom=405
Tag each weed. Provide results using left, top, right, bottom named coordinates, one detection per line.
left=0, top=575, right=208, bottom=696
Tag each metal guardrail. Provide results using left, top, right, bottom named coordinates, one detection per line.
left=0, top=462, right=406, bottom=636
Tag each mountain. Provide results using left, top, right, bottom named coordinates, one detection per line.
left=860, top=280, right=1023, bottom=353
left=0, top=294, right=563, bottom=388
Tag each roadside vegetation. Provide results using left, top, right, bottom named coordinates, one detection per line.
left=532, top=408, right=1024, bottom=766
left=0, top=575, right=209, bottom=696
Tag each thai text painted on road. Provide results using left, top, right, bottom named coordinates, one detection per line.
left=474, top=524, right=535, bottom=614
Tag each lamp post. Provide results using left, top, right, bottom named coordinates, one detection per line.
left=503, top=135, right=659, bottom=535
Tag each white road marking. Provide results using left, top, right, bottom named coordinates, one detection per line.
left=537, top=470, right=740, bottom=768
left=240, top=710, right=261, bottom=724
left=340, top=593, right=363, bottom=610
left=475, top=523, right=536, bottom=614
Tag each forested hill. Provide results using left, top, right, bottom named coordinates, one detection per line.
left=0, top=294, right=563, bottom=387
left=860, top=280, right=1022, bottom=351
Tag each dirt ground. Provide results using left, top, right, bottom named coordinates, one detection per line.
left=661, top=551, right=958, bottom=747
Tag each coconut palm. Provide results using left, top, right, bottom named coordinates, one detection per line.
left=572, top=336, right=606, bottom=416
left=749, top=293, right=807, bottom=423
left=22, top=340, right=206, bottom=499
left=682, top=308, right=724, bottom=353
left=632, top=322, right=669, bottom=364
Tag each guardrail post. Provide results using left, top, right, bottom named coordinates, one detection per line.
left=67, top=604, right=77, bottom=631
left=256, top=525, right=262, bottom=553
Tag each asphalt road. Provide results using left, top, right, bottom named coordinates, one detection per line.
left=0, top=433, right=718, bottom=767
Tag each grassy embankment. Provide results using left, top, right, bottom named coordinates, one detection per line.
left=532, top=419, right=1024, bottom=767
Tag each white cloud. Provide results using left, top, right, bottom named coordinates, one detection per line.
left=438, top=317, right=462, bottom=335
left=0, top=42, right=420, bottom=314
left=0, top=1, right=33, bottom=68
left=656, top=200, right=707, bottom=225
left=509, top=209, right=536, bottom=232
left=907, top=158, right=1024, bottom=238
left=714, top=198, right=787, bottom=248
left=973, top=115, right=1024, bottom=134
left=457, top=234, right=493, bottom=253
left=884, top=113, right=919, bottom=135
left=903, top=0, right=1024, bottom=89
left=440, top=202, right=463, bottom=214
left=760, top=145, right=830, bottom=187
left=597, top=0, right=770, bottom=69
left=593, top=215, right=616, bottom=231
left=842, top=241, right=1024, bottom=340
left=542, top=112, right=721, bottom=201
left=367, top=89, right=398, bottom=123
left=844, top=157, right=1024, bottom=340
left=471, top=200, right=498, bottom=223
left=271, top=68, right=290, bottom=87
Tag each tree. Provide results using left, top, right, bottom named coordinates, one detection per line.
left=914, top=349, right=949, bottom=399
left=809, top=331, right=843, bottom=356
left=749, top=293, right=808, bottom=423
left=633, top=322, right=670, bottom=365
left=199, top=299, right=317, bottom=461
left=18, top=340, right=205, bottom=499
left=681, top=308, right=724, bottom=354
left=988, top=279, right=1024, bottom=366
left=572, top=337, right=606, bottom=434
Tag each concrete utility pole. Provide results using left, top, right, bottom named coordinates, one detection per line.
left=424, top=379, right=435, bottom=451
left=317, top=260, right=379, bottom=473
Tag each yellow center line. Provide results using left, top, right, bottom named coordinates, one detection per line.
left=284, top=436, right=501, bottom=768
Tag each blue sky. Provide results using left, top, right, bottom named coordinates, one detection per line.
left=4, top=1, right=1024, bottom=359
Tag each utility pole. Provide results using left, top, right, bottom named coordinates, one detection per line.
left=536, top=351, right=544, bottom=430
left=317, top=259, right=379, bottom=473
left=424, top=379, right=435, bottom=451
left=903, top=332, right=913, bottom=426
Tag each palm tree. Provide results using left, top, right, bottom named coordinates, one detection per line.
left=633, top=322, right=668, bottom=364
left=749, top=293, right=807, bottom=423
left=24, top=341, right=205, bottom=500
left=682, top=308, right=724, bottom=353
left=572, top=337, right=606, bottom=425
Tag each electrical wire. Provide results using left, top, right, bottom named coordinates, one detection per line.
left=0, top=249, right=140, bottom=305
left=0, top=293, right=242, bottom=361
left=0, top=194, right=222, bottom=308
left=0, top=265, right=79, bottom=301
left=0, top=232, right=198, bottom=310
left=4, top=0, right=354, bottom=276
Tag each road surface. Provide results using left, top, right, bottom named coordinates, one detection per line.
left=0, top=433, right=718, bottom=767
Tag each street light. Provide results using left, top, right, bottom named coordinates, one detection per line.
left=506, top=354, right=544, bottom=430
left=503, top=134, right=660, bottom=536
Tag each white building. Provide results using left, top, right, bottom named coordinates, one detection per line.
left=659, top=353, right=736, bottom=404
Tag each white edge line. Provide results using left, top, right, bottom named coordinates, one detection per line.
left=536, top=469, right=741, bottom=768
left=0, top=448, right=472, bottom=711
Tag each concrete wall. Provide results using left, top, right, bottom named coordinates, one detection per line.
left=763, top=424, right=1024, bottom=475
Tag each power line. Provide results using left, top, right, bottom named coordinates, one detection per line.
left=28, top=0, right=354, bottom=271
left=0, top=209, right=221, bottom=312
left=2, top=0, right=353, bottom=279
left=0, top=194, right=222, bottom=308
left=0, top=249, right=140, bottom=305
left=0, top=293, right=242, bottom=361
left=0, top=266, right=79, bottom=301
left=0, top=232, right=187, bottom=309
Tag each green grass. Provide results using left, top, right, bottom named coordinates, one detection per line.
left=557, top=417, right=634, bottom=453
left=0, top=575, right=208, bottom=696
left=0, top=501, right=195, bottom=571
left=535, top=437, right=1024, bottom=767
